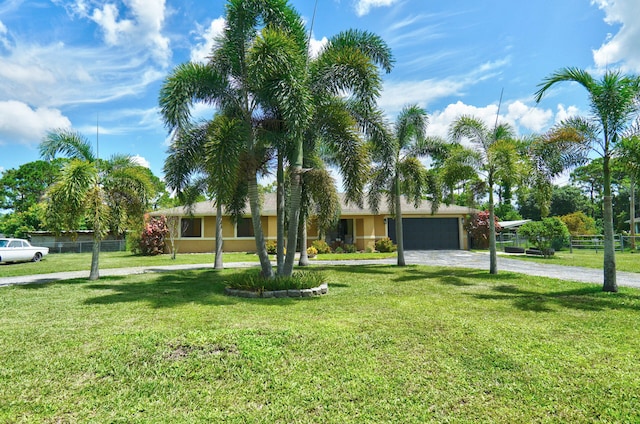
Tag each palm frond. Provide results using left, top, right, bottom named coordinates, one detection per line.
left=395, top=104, right=427, bottom=150
left=40, top=129, right=96, bottom=162
left=159, top=62, right=227, bottom=131
left=322, top=29, right=394, bottom=74
left=205, top=114, right=246, bottom=203
left=534, top=67, right=596, bottom=103
left=397, top=156, right=427, bottom=208
left=303, top=167, right=340, bottom=233
left=449, top=115, right=489, bottom=150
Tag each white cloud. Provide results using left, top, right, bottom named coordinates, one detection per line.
left=0, top=38, right=165, bottom=108
left=87, top=0, right=171, bottom=66
left=592, top=0, right=640, bottom=72
left=190, top=17, right=226, bottom=63
left=554, top=104, right=581, bottom=124
left=505, top=101, right=553, bottom=133
left=76, top=107, right=163, bottom=137
left=309, top=36, right=328, bottom=59
left=425, top=100, right=568, bottom=143
left=380, top=78, right=466, bottom=116
left=131, top=154, right=150, bottom=168
left=0, top=101, right=71, bottom=146
left=426, top=101, right=500, bottom=140
left=354, top=0, right=400, bottom=17
left=379, top=57, right=510, bottom=117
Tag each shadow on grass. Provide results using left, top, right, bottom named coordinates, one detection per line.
left=371, top=265, right=640, bottom=313
left=82, top=269, right=301, bottom=308
left=393, top=266, right=520, bottom=285
left=16, top=277, right=100, bottom=289
left=314, top=264, right=397, bottom=276
left=473, top=283, right=640, bottom=313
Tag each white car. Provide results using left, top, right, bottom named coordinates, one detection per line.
left=0, top=238, right=49, bottom=263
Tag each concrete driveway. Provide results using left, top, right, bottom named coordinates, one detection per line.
left=2, top=250, right=640, bottom=289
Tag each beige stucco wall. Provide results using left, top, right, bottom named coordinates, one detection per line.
left=163, top=213, right=469, bottom=253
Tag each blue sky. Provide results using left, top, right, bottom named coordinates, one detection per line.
left=0, top=0, right=638, bottom=183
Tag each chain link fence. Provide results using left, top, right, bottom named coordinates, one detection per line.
left=37, top=240, right=126, bottom=254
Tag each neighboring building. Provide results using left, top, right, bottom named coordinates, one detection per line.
left=624, top=217, right=640, bottom=234
left=498, top=219, right=532, bottom=232
left=152, top=194, right=475, bottom=253
left=496, top=219, right=532, bottom=248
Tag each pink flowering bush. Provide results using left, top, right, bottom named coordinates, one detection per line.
left=464, top=211, right=502, bottom=249
left=139, top=215, right=168, bottom=255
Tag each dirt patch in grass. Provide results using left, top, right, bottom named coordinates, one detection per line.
left=166, top=342, right=239, bottom=360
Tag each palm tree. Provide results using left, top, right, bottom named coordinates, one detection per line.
left=617, top=121, right=640, bottom=250
left=449, top=116, right=519, bottom=274
left=535, top=68, right=640, bottom=292
left=281, top=29, right=393, bottom=276
left=40, top=129, right=154, bottom=280
left=163, top=115, right=243, bottom=269
left=159, top=0, right=309, bottom=278
left=368, top=105, right=444, bottom=266
left=431, top=143, right=482, bottom=206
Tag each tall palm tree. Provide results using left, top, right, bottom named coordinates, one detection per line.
left=159, top=0, right=309, bottom=278
left=617, top=121, right=640, bottom=249
left=525, top=123, right=590, bottom=218
left=431, top=143, right=482, bottom=206
left=368, top=105, right=444, bottom=266
left=535, top=68, right=640, bottom=292
left=163, top=115, right=244, bottom=269
left=449, top=116, right=519, bottom=274
left=40, top=129, right=154, bottom=280
left=281, top=29, right=393, bottom=276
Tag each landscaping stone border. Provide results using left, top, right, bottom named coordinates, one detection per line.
left=224, top=283, right=328, bottom=299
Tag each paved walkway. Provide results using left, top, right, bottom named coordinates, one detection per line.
left=2, top=250, right=640, bottom=289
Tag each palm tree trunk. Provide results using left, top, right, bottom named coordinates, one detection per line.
left=298, top=215, right=309, bottom=266
left=488, top=177, right=498, bottom=275
left=630, top=175, right=636, bottom=250
left=283, top=142, right=303, bottom=277
left=602, top=155, right=618, bottom=292
left=214, top=201, right=223, bottom=270
left=89, top=235, right=100, bottom=280
left=248, top=175, right=273, bottom=278
left=276, top=151, right=285, bottom=274
left=394, top=175, right=405, bottom=267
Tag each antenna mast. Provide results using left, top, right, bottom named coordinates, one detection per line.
left=307, top=0, right=319, bottom=57
left=494, top=88, right=504, bottom=132
left=96, top=112, right=99, bottom=159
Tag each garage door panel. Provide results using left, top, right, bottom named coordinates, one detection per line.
left=388, top=218, right=460, bottom=250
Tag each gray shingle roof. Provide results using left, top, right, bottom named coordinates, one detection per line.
left=151, top=192, right=477, bottom=217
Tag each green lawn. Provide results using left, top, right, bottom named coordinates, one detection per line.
left=501, top=248, right=640, bottom=273
left=0, top=251, right=395, bottom=278
left=0, top=251, right=254, bottom=278
left=2, top=265, right=639, bottom=422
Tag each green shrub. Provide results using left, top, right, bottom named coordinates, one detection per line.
left=312, top=240, right=332, bottom=254
left=343, top=243, right=357, bottom=253
left=375, top=237, right=397, bottom=253
left=518, top=217, right=570, bottom=257
left=225, top=270, right=325, bottom=292
left=126, top=231, right=142, bottom=255
left=560, top=211, right=597, bottom=236
left=334, top=246, right=344, bottom=254
left=266, top=240, right=277, bottom=255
